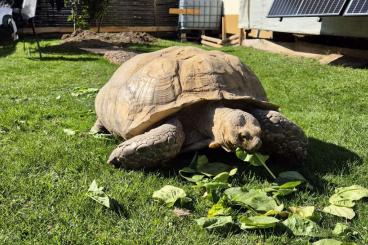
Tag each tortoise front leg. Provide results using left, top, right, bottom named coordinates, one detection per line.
left=108, top=118, right=185, bottom=169
left=250, top=109, right=308, bottom=163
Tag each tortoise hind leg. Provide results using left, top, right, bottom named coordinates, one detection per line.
left=250, top=109, right=308, bottom=163
left=91, top=119, right=109, bottom=134
left=108, top=118, right=185, bottom=169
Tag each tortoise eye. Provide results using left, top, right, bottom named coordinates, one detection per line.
left=239, top=132, right=252, bottom=142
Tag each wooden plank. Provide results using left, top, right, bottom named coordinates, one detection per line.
left=247, top=29, right=273, bottom=39
left=229, top=38, right=240, bottom=45
left=169, top=8, right=200, bottom=15
left=224, top=15, right=239, bottom=35
left=23, top=27, right=74, bottom=34
left=24, top=26, right=177, bottom=34
left=201, top=35, right=223, bottom=45
left=201, top=40, right=223, bottom=48
left=221, top=17, right=226, bottom=41
left=229, top=34, right=239, bottom=40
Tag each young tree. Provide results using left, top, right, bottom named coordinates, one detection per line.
left=85, top=0, right=110, bottom=33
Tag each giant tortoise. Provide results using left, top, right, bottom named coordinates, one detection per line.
left=92, top=46, right=307, bottom=169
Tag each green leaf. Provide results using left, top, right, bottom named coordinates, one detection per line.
left=282, top=214, right=322, bottom=237
left=239, top=215, right=279, bottom=230
left=224, top=187, right=283, bottom=212
left=236, top=150, right=269, bottom=167
left=87, top=180, right=111, bottom=208
left=152, top=185, right=191, bottom=208
left=229, top=168, right=238, bottom=176
left=279, top=181, right=303, bottom=189
left=63, top=128, right=76, bottom=136
left=196, top=154, right=209, bottom=168
left=264, top=209, right=289, bottom=218
left=332, top=223, right=349, bottom=236
left=213, top=168, right=238, bottom=183
left=313, top=239, right=356, bottom=245
left=329, top=185, right=368, bottom=208
left=208, top=199, right=232, bottom=217
left=195, top=216, right=234, bottom=231
left=201, top=181, right=231, bottom=203
left=201, top=181, right=230, bottom=191
left=289, top=206, right=315, bottom=219
left=197, top=162, right=234, bottom=177
left=272, top=181, right=303, bottom=197
left=179, top=167, right=205, bottom=183
left=276, top=171, right=307, bottom=185
left=323, top=205, right=355, bottom=220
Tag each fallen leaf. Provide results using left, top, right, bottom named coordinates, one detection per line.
left=313, top=239, right=356, bottom=245
left=329, top=185, right=368, bottom=208
left=289, top=206, right=315, bottom=219
left=238, top=215, right=279, bottom=229
left=323, top=205, right=355, bottom=220
left=282, top=215, right=322, bottom=237
left=225, top=187, right=283, bottom=212
left=179, top=167, right=205, bottom=183
left=87, top=180, right=111, bottom=208
left=276, top=171, right=307, bottom=185
left=63, top=128, right=76, bottom=136
left=208, top=199, right=232, bottom=217
left=195, top=216, right=234, bottom=231
left=197, top=162, right=234, bottom=177
left=152, top=185, right=191, bottom=208
left=332, top=223, right=349, bottom=236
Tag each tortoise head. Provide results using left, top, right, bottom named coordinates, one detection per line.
left=210, top=108, right=262, bottom=153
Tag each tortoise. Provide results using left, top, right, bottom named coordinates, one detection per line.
left=92, top=46, right=307, bottom=169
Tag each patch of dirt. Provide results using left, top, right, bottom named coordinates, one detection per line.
left=103, top=50, right=138, bottom=65
left=61, top=29, right=156, bottom=48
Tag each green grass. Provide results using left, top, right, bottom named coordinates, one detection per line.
left=0, top=39, right=367, bottom=244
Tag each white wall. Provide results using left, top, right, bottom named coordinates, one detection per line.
left=239, top=0, right=368, bottom=38
left=223, top=0, right=240, bottom=15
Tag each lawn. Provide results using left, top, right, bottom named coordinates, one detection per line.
left=0, top=39, right=367, bottom=244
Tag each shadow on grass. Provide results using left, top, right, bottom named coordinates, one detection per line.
left=0, top=41, right=16, bottom=57
left=137, top=137, right=361, bottom=193
left=40, top=43, right=93, bottom=55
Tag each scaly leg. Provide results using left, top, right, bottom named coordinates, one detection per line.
left=108, top=118, right=185, bottom=169
left=250, top=109, right=308, bottom=162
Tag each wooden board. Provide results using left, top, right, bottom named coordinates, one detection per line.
left=201, top=40, right=223, bottom=48
left=224, top=15, right=239, bottom=35
left=247, top=29, right=273, bottom=39
left=169, top=8, right=200, bottom=15
left=24, top=26, right=177, bottom=34
left=201, top=35, right=223, bottom=44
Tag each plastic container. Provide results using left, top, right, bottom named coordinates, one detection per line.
left=179, top=0, right=222, bottom=30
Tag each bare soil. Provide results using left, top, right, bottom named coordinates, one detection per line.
left=60, top=29, right=156, bottom=65
left=103, top=50, right=137, bottom=65
left=61, top=29, right=156, bottom=48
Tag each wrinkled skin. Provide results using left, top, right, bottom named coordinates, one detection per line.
left=94, top=104, right=307, bottom=169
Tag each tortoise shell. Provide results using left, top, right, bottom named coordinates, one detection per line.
left=95, top=46, right=278, bottom=139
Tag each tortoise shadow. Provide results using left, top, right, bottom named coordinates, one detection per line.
left=147, top=137, right=362, bottom=192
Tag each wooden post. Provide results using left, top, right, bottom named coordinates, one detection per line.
left=221, top=17, right=226, bottom=41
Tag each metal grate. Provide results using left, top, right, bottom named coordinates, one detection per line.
left=268, top=0, right=349, bottom=17
left=344, top=0, right=368, bottom=15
